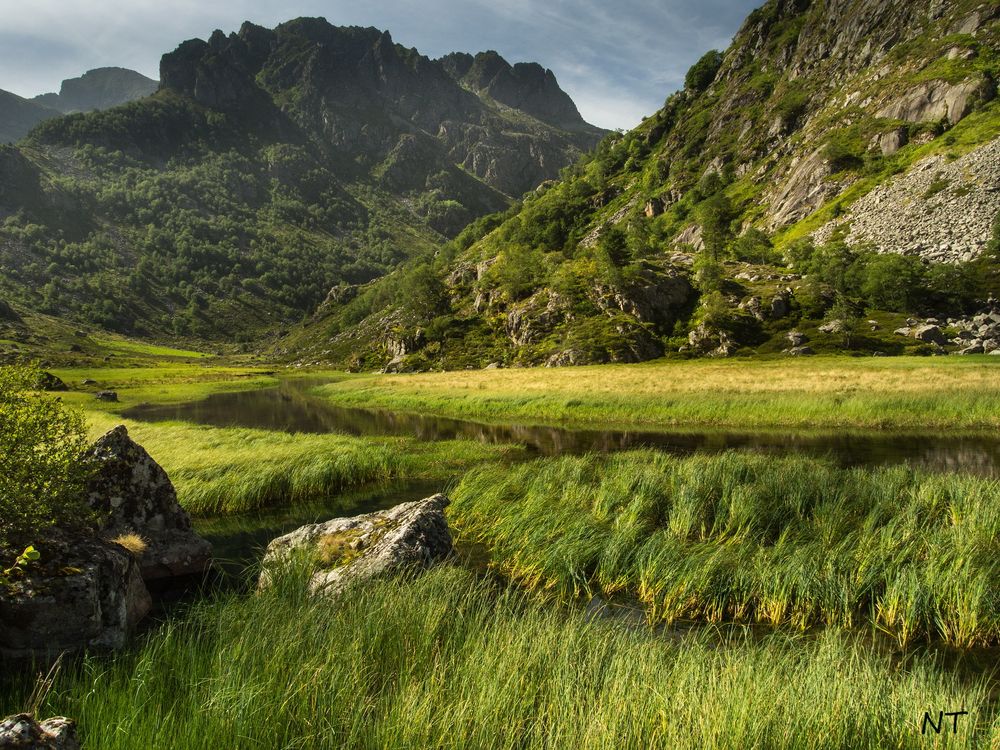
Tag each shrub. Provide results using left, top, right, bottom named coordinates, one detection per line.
left=0, top=364, right=93, bottom=548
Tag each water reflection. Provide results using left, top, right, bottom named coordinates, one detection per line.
left=123, top=380, right=1000, bottom=477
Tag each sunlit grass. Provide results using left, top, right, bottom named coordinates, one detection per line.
left=451, top=451, right=1000, bottom=647
left=318, top=356, right=1000, bottom=430
left=3, top=566, right=993, bottom=749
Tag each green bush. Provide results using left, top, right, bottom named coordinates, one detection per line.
left=0, top=364, right=93, bottom=548
left=685, top=50, right=724, bottom=92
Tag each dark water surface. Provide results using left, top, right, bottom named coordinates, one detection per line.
left=124, top=379, right=1000, bottom=477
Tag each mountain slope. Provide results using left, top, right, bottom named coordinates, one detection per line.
left=283, top=0, right=1000, bottom=370
left=0, top=18, right=604, bottom=341
left=32, top=67, right=158, bottom=113
left=0, top=90, right=60, bottom=144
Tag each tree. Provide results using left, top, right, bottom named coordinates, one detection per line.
left=685, top=50, right=724, bottom=92
left=0, top=364, right=92, bottom=548
left=861, top=254, right=925, bottom=311
left=696, top=193, right=735, bottom=260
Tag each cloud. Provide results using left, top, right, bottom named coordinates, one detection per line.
left=0, top=0, right=762, bottom=129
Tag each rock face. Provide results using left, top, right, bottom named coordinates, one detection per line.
left=875, top=77, right=995, bottom=125
left=0, top=537, right=151, bottom=658
left=87, top=426, right=212, bottom=582
left=0, top=714, right=79, bottom=750
left=32, top=68, right=158, bottom=115
left=159, top=20, right=605, bottom=201
left=261, top=495, right=452, bottom=596
left=814, top=138, right=1000, bottom=262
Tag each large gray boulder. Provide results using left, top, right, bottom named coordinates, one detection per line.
left=87, top=426, right=212, bottom=582
left=260, top=495, right=452, bottom=596
left=0, top=537, right=150, bottom=658
left=0, top=714, right=79, bottom=749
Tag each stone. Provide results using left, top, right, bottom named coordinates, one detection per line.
left=787, top=330, right=808, bottom=347
left=0, top=714, right=79, bottom=749
left=877, top=128, right=908, bottom=157
left=787, top=345, right=815, bottom=356
left=893, top=327, right=912, bottom=336
left=260, top=495, right=453, bottom=597
left=0, top=299, right=19, bottom=322
left=94, top=391, right=118, bottom=402
left=958, top=343, right=985, bottom=355
left=86, top=426, right=212, bottom=583
left=545, top=348, right=586, bottom=367
left=819, top=320, right=845, bottom=334
left=770, top=291, right=791, bottom=318
left=0, top=536, right=151, bottom=658
left=35, top=371, right=67, bottom=392
left=484, top=362, right=501, bottom=370
left=911, top=324, right=945, bottom=344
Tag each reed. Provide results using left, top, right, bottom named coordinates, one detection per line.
left=450, top=451, right=1000, bottom=647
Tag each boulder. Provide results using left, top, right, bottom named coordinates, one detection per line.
left=260, top=495, right=452, bottom=597
left=35, top=372, right=67, bottom=392
left=818, top=320, right=845, bottom=334
left=86, top=426, right=212, bottom=583
left=0, top=537, right=151, bottom=658
left=787, top=331, right=809, bottom=347
left=911, top=324, right=946, bottom=344
left=94, top=391, right=118, bottom=403
left=0, top=299, right=19, bottom=323
left=770, top=291, right=791, bottom=318
left=787, top=345, right=815, bottom=356
left=0, top=714, right=79, bottom=749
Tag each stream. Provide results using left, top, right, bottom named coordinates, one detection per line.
left=123, top=378, right=1000, bottom=587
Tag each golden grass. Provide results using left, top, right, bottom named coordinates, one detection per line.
left=319, top=356, right=1000, bottom=430
left=110, top=533, right=149, bottom=558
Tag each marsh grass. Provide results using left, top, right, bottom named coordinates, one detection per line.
left=318, top=356, right=1000, bottom=430
left=451, top=451, right=1000, bottom=647
left=82, top=413, right=517, bottom=516
left=6, top=565, right=995, bottom=749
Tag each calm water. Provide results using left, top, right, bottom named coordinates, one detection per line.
left=124, top=379, right=1000, bottom=476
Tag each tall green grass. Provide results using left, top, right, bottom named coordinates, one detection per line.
left=451, top=451, right=1000, bottom=647
left=83, top=415, right=519, bottom=515
left=7, top=566, right=996, bottom=749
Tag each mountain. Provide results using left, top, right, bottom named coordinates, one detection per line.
left=284, top=0, right=1000, bottom=370
left=0, top=18, right=605, bottom=340
left=32, top=67, right=158, bottom=113
left=0, top=90, right=60, bottom=144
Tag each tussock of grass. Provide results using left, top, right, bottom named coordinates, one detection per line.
left=320, top=357, right=1000, bottom=431
left=14, top=566, right=995, bottom=749
left=451, top=451, right=1000, bottom=647
left=110, top=533, right=148, bottom=557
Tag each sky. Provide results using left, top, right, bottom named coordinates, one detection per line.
left=0, top=0, right=763, bottom=130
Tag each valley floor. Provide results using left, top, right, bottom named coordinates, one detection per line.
left=5, top=355, right=1000, bottom=748
left=317, top=355, right=1000, bottom=430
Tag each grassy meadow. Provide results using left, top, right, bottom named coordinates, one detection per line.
left=9, top=565, right=997, bottom=750
left=44, top=365, right=520, bottom=516
left=317, top=356, right=1000, bottom=430
left=5, top=357, right=1000, bottom=748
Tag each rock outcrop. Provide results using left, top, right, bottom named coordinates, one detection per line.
left=260, top=495, right=452, bottom=596
left=0, top=714, right=79, bottom=750
left=87, top=426, right=212, bottom=582
left=0, top=536, right=151, bottom=658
